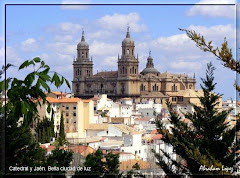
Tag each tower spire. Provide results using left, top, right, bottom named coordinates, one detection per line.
left=81, top=28, right=85, bottom=41
left=126, top=24, right=130, bottom=38
left=149, top=49, right=151, bottom=57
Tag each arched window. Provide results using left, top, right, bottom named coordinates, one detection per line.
left=80, top=70, right=81, bottom=75
left=86, top=52, right=88, bottom=58
left=76, top=70, right=77, bottom=75
left=132, top=49, right=134, bottom=55
left=172, top=84, right=177, bottom=91
left=81, top=52, right=84, bottom=58
left=127, top=49, right=130, bottom=55
left=135, top=68, right=137, bottom=74
left=123, top=67, right=125, bottom=74
left=77, top=69, right=79, bottom=75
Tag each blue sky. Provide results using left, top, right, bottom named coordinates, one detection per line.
left=0, top=0, right=238, bottom=101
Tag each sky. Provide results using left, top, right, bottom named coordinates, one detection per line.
left=0, top=0, right=239, bottom=101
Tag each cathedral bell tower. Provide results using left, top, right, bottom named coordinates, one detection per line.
left=117, top=26, right=140, bottom=98
left=72, top=30, right=93, bottom=96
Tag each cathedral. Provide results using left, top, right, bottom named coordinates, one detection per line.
left=72, top=28, right=196, bottom=104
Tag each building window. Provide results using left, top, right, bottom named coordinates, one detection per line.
left=178, top=96, right=183, bottom=102
left=127, top=49, right=130, bottom=55
left=172, top=84, right=177, bottom=91
left=81, top=52, right=84, bottom=58
left=66, top=106, right=69, bottom=110
left=73, top=106, right=76, bottom=110
left=189, top=84, right=192, bottom=89
left=172, top=97, right=177, bottom=102
left=73, top=112, right=76, bottom=116
left=139, top=150, right=141, bottom=154
left=66, top=119, right=69, bottom=123
left=66, top=112, right=69, bottom=117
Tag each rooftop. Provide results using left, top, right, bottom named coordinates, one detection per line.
left=93, top=71, right=118, bottom=78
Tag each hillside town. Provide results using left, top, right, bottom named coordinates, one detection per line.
left=35, top=90, right=239, bottom=175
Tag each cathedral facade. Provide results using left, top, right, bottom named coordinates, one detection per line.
left=72, top=28, right=196, bottom=104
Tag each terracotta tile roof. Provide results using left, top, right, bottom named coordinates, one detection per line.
left=93, top=71, right=118, bottom=78
left=151, top=130, right=158, bottom=134
left=152, top=134, right=163, bottom=140
left=134, top=117, right=151, bottom=121
left=46, top=97, right=80, bottom=103
left=51, top=91, right=67, bottom=96
left=86, top=124, right=108, bottom=130
left=90, top=97, right=101, bottom=101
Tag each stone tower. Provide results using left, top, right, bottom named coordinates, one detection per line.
left=72, top=30, right=93, bottom=96
left=117, top=26, right=140, bottom=98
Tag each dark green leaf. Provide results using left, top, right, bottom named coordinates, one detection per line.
left=18, top=60, right=29, bottom=70
left=39, top=78, right=50, bottom=92
left=65, top=78, right=71, bottom=89
left=52, top=72, right=60, bottom=88
left=47, top=103, right=51, bottom=113
left=33, top=57, right=41, bottom=63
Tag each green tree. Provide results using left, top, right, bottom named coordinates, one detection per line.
left=46, top=147, right=73, bottom=175
left=153, top=63, right=239, bottom=176
left=0, top=57, right=71, bottom=174
left=58, top=113, right=65, bottom=146
left=74, top=149, right=120, bottom=177
left=42, top=127, right=46, bottom=143
left=50, top=110, right=55, bottom=138
left=105, top=151, right=120, bottom=177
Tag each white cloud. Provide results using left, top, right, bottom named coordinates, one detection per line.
left=21, top=38, right=39, bottom=52
left=90, top=41, right=119, bottom=56
left=103, top=56, right=118, bottom=67
left=187, top=0, right=236, bottom=18
left=97, top=13, right=147, bottom=32
left=188, top=24, right=235, bottom=41
left=61, top=0, right=91, bottom=10
left=46, top=22, right=82, bottom=35
left=170, top=61, right=203, bottom=70
left=46, top=42, right=76, bottom=56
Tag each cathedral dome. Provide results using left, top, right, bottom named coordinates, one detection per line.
left=77, top=31, right=89, bottom=48
left=141, top=53, right=160, bottom=75
left=122, top=26, right=134, bottom=46
left=77, top=40, right=89, bottom=48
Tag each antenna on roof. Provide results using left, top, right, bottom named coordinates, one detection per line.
left=149, top=49, right=151, bottom=56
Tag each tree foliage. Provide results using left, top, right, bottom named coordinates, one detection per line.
left=179, top=28, right=240, bottom=91
left=36, top=116, right=55, bottom=143
left=58, top=113, right=65, bottom=146
left=154, top=63, right=240, bottom=176
left=74, top=149, right=120, bottom=177
left=0, top=57, right=72, bottom=175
